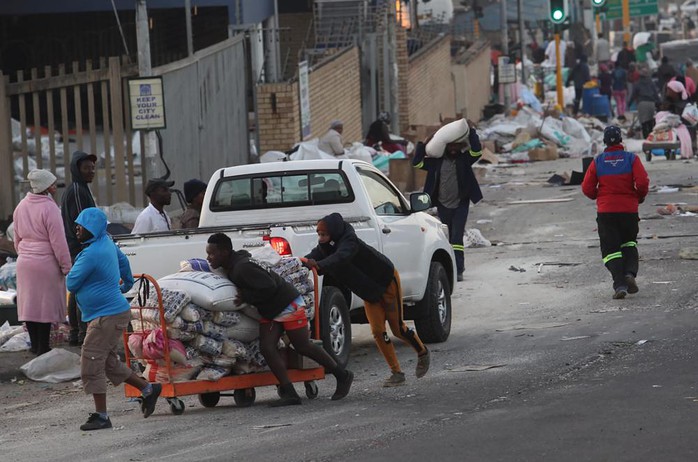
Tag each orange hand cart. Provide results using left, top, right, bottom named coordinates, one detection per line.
left=123, top=270, right=325, bottom=415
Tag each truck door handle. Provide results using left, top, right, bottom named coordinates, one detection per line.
left=382, top=226, right=391, bottom=234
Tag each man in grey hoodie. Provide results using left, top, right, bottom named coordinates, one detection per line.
left=61, top=151, right=97, bottom=346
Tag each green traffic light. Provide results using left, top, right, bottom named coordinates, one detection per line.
left=591, top=0, right=606, bottom=5
left=552, top=9, right=563, bottom=21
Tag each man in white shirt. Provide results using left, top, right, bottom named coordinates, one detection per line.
left=131, top=178, right=174, bottom=234
left=595, top=34, right=611, bottom=65
left=318, top=120, right=345, bottom=156
left=545, top=39, right=566, bottom=68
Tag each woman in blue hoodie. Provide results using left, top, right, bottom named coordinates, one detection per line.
left=67, top=208, right=161, bottom=431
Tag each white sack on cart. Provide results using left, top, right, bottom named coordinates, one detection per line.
left=158, top=272, right=239, bottom=311
left=225, top=314, right=259, bottom=343
left=249, top=244, right=282, bottom=266
left=21, top=348, right=81, bottom=383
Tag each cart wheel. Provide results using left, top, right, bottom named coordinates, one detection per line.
left=671, top=150, right=677, bottom=160
left=233, top=388, right=256, bottom=407
left=645, top=151, right=652, bottom=162
left=665, top=149, right=671, bottom=160
left=169, top=397, right=185, bottom=415
left=198, top=392, right=220, bottom=408
left=304, top=381, right=319, bottom=399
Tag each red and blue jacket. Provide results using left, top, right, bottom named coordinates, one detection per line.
left=582, top=145, right=650, bottom=213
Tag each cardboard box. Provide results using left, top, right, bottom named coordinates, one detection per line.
left=388, top=158, right=414, bottom=193
left=528, top=142, right=559, bottom=162
left=482, top=140, right=496, bottom=153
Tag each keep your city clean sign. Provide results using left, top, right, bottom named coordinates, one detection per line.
left=128, top=77, right=166, bottom=130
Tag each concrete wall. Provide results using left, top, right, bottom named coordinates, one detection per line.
left=452, top=40, right=491, bottom=122
left=257, top=47, right=362, bottom=153
left=406, top=34, right=456, bottom=126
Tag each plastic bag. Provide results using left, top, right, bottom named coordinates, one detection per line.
left=142, top=328, right=188, bottom=364
left=0, top=331, right=30, bottom=352
left=346, top=142, right=374, bottom=163
left=463, top=228, right=492, bottom=248
left=179, top=258, right=212, bottom=273
left=196, top=365, right=230, bottom=381
left=20, top=348, right=81, bottom=383
left=249, top=245, right=282, bottom=267
left=682, top=103, right=698, bottom=126
left=0, top=321, right=24, bottom=347
left=288, top=139, right=338, bottom=161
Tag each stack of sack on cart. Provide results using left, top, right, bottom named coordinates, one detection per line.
left=128, top=245, right=315, bottom=383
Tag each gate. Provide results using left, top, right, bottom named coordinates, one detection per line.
left=0, top=57, right=139, bottom=220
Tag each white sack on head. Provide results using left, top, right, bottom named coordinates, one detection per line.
left=425, top=119, right=470, bottom=158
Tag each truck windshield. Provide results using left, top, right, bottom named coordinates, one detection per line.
left=210, top=170, right=354, bottom=211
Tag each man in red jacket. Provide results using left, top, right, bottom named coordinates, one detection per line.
left=582, top=126, right=650, bottom=299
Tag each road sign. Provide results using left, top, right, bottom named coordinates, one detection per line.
left=603, top=0, right=658, bottom=20
left=498, top=56, right=517, bottom=84
left=128, top=77, right=166, bottom=130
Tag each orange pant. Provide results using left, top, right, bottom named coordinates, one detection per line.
left=364, top=269, right=426, bottom=373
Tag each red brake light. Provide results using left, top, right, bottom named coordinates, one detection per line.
left=263, top=236, right=292, bottom=256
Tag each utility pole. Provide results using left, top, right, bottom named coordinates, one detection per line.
left=501, top=0, right=509, bottom=109
left=555, top=31, right=563, bottom=109
left=517, top=0, right=526, bottom=84
left=136, top=0, right=160, bottom=181
left=387, top=2, right=399, bottom=134
left=185, top=0, right=194, bottom=56
left=622, top=0, right=631, bottom=44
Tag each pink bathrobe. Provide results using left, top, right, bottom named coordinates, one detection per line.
left=12, top=193, right=72, bottom=323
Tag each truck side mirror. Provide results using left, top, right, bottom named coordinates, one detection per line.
left=410, top=192, right=432, bottom=213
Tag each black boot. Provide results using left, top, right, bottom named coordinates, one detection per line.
left=270, top=383, right=301, bottom=407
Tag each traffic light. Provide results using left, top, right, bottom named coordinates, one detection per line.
left=590, top=0, right=606, bottom=6
left=548, top=0, right=568, bottom=24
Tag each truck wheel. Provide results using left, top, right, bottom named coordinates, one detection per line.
left=414, top=261, right=452, bottom=343
left=318, top=286, right=352, bottom=368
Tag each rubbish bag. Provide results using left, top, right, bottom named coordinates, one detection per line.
left=463, top=228, right=491, bottom=248
left=0, top=331, right=30, bottom=352
left=346, top=142, right=375, bottom=163
left=20, top=348, right=81, bottom=383
left=289, top=139, right=340, bottom=161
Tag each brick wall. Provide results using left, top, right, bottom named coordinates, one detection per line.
left=452, top=41, right=491, bottom=122
left=308, top=47, right=362, bottom=144
left=256, top=47, right=362, bottom=153
left=396, top=26, right=410, bottom=132
left=407, top=35, right=456, bottom=126
left=256, top=83, right=300, bottom=153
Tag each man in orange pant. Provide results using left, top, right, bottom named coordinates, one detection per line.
left=305, top=212, right=430, bottom=387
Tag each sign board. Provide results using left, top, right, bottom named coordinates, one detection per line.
left=298, top=61, right=311, bottom=139
left=128, top=77, right=166, bottom=130
left=603, top=0, right=658, bottom=20
left=498, top=56, right=517, bottom=84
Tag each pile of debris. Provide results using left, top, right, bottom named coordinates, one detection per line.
left=478, top=107, right=605, bottom=163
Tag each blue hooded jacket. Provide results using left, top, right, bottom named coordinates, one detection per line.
left=66, top=208, right=134, bottom=322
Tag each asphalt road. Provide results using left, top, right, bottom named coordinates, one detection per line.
left=2, top=155, right=698, bottom=461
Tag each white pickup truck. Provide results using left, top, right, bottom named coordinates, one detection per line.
left=114, top=159, right=455, bottom=367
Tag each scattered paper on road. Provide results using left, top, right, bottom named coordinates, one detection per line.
left=252, top=423, right=293, bottom=429
left=507, top=198, right=574, bottom=205
left=497, top=322, right=570, bottom=332
left=561, top=336, right=591, bottom=341
left=447, top=364, right=506, bottom=372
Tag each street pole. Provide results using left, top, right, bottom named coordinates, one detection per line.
left=135, top=0, right=160, bottom=182
left=474, top=18, right=480, bottom=39
left=622, top=0, right=631, bottom=45
left=555, top=32, right=564, bottom=109
left=185, top=0, right=194, bottom=56
left=387, top=1, right=399, bottom=133
left=501, top=0, right=509, bottom=109
left=517, top=0, right=526, bottom=84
